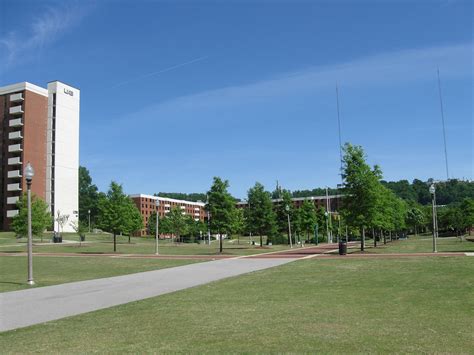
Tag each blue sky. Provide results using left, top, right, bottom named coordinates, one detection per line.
left=0, top=0, right=472, bottom=198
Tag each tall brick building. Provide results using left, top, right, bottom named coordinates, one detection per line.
left=0, top=81, right=80, bottom=232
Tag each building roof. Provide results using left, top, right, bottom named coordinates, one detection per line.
left=0, top=82, right=48, bottom=97
left=129, top=194, right=205, bottom=207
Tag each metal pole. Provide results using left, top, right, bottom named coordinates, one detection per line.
left=326, top=187, right=332, bottom=243
left=248, top=200, right=252, bottom=245
left=432, top=192, right=437, bottom=253
left=88, top=210, right=91, bottom=233
left=27, top=181, right=34, bottom=285
left=155, top=203, right=159, bottom=255
left=437, top=68, right=449, bottom=180
left=287, top=212, right=293, bottom=249
left=207, top=210, right=211, bottom=245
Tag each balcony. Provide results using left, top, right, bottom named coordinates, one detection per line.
left=6, top=210, right=19, bottom=218
left=8, top=157, right=22, bottom=166
left=9, top=105, right=24, bottom=115
left=8, top=170, right=22, bottom=179
left=194, top=212, right=200, bottom=216
left=8, top=131, right=23, bottom=140
left=7, top=183, right=21, bottom=192
left=180, top=206, right=186, bottom=210
left=8, top=144, right=22, bottom=153
left=194, top=207, right=200, bottom=211
left=9, top=118, right=23, bottom=127
left=10, top=93, right=24, bottom=102
left=7, top=196, right=19, bottom=205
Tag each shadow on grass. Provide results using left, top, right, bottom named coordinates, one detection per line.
left=0, top=281, right=25, bottom=287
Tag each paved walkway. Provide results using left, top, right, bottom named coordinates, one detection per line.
left=0, top=257, right=293, bottom=332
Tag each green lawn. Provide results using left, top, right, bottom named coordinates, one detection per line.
left=0, top=232, right=290, bottom=256
left=0, top=256, right=206, bottom=293
left=1, top=257, right=473, bottom=353
left=346, top=234, right=474, bottom=254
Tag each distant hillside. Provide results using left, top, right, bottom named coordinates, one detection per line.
left=157, top=178, right=473, bottom=206
left=381, top=179, right=474, bottom=206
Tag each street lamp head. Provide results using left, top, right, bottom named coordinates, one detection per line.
left=155, top=199, right=160, bottom=207
left=88, top=209, right=90, bottom=214
left=325, top=211, right=328, bottom=217
left=24, top=162, right=34, bottom=182
left=285, top=204, right=290, bottom=212
left=429, top=184, right=436, bottom=195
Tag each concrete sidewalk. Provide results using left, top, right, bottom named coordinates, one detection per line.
left=0, top=258, right=293, bottom=332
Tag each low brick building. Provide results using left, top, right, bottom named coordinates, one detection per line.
left=130, top=194, right=206, bottom=236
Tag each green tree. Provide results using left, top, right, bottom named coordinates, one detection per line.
left=460, top=198, right=474, bottom=235
left=275, top=190, right=294, bottom=244
left=96, top=181, right=143, bottom=252
left=231, top=208, right=245, bottom=244
left=341, top=143, right=383, bottom=251
left=165, top=207, right=189, bottom=243
left=299, top=199, right=317, bottom=243
left=11, top=194, right=53, bottom=241
left=246, top=182, right=277, bottom=247
left=125, top=202, right=143, bottom=243
left=406, top=206, right=425, bottom=235
left=206, top=177, right=236, bottom=253
left=79, top=166, right=99, bottom=226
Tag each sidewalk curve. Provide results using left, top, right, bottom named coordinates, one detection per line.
left=0, top=258, right=293, bottom=332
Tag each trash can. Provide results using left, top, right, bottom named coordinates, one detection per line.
left=338, top=241, right=347, bottom=255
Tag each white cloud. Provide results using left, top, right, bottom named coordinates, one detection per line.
left=130, top=42, right=472, bottom=118
left=0, top=3, right=90, bottom=71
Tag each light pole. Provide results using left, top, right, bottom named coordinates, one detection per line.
left=429, top=184, right=438, bottom=253
left=88, top=209, right=91, bottom=233
left=206, top=196, right=211, bottom=245
left=25, top=162, right=35, bottom=285
left=325, top=211, right=330, bottom=243
left=155, top=199, right=160, bottom=255
left=286, top=204, right=293, bottom=249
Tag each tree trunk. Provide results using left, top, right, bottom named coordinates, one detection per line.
left=220, top=233, right=223, bottom=253
left=113, top=233, right=117, bottom=252
left=361, top=227, right=365, bottom=251
left=382, top=229, right=386, bottom=244
left=260, top=234, right=263, bottom=249
left=128, top=235, right=131, bottom=244
left=373, top=228, right=377, bottom=248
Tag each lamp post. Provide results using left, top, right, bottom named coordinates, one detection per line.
left=88, top=209, right=91, bottom=233
left=25, top=162, right=35, bottom=285
left=325, top=211, right=330, bottom=243
left=155, top=199, right=160, bottom=255
left=206, top=195, right=211, bottom=245
left=429, top=184, right=438, bottom=253
left=286, top=204, right=293, bottom=249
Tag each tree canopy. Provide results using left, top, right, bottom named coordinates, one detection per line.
left=96, top=181, right=143, bottom=251
left=11, top=194, right=52, bottom=238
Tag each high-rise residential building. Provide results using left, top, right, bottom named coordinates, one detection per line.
left=0, top=81, right=80, bottom=232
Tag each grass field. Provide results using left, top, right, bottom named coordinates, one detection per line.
left=0, top=256, right=206, bottom=293
left=347, top=234, right=474, bottom=254
left=1, top=256, right=472, bottom=353
left=0, top=232, right=289, bottom=256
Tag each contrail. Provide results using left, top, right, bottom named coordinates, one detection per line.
left=112, top=56, right=208, bottom=88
